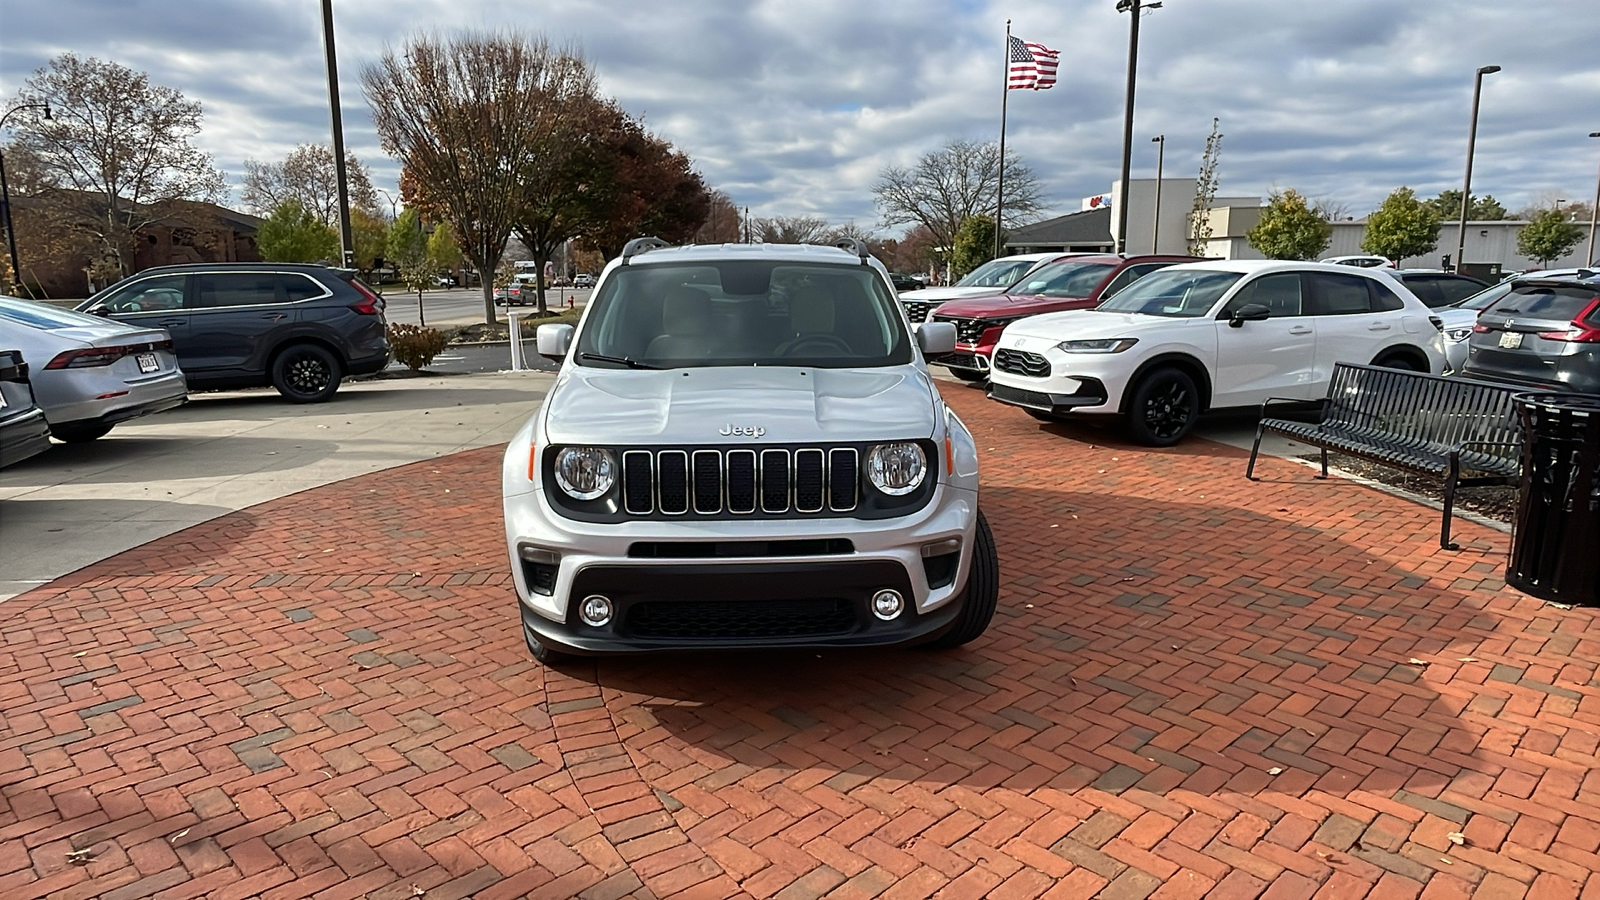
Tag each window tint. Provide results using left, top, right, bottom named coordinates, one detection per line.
left=954, top=258, right=1037, bottom=289
left=281, top=273, right=328, bottom=302
left=94, top=274, right=188, bottom=313
left=1435, top=276, right=1487, bottom=305
left=1012, top=262, right=1117, bottom=298
left=194, top=272, right=284, bottom=308
left=1368, top=279, right=1406, bottom=312
left=1400, top=276, right=1446, bottom=308
left=1308, top=273, right=1373, bottom=315
left=0, top=298, right=119, bottom=329
left=1221, top=273, right=1303, bottom=317
left=1094, top=269, right=1244, bottom=317
left=1100, top=263, right=1164, bottom=299
left=1459, top=282, right=1512, bottom=311
left=1494, top=285, right=1600, bottom=321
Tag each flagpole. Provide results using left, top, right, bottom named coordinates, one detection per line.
left=995, top=20, right=1011, bottom=259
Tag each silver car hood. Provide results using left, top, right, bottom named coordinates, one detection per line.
left=900, top=286, right=1002, bottom=303
left=543, top=365, right=940, bottom=445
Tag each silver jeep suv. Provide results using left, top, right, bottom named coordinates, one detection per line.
left=501, top=238, right=999, bottom=662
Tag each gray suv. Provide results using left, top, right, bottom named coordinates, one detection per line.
left=1461, top=275, right=1600, bottom=393
left=80, top=263, right=391, bottom=402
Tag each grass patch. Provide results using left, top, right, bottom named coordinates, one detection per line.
left=443, top=307, right=582, bottom=344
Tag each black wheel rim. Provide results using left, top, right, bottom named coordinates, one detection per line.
left=286, top=354, right=331, bottom=395
left=1142, top=378, right=1192, bottom=440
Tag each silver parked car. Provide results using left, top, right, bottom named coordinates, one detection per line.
left=0, top=296, right=187, bottom=442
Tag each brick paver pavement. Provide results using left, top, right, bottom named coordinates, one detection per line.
left=2, top=383, right=1596, bottom=900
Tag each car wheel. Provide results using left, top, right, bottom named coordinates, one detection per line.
left=1373, top=353, right=1422, bottom=372
left=50, top=422, right=113, bottom=443
left=1125, top=367, right=1199, bottom=447
left=271, top=343, right=342, bottom=403
left=923, top=510, right=999, bottom=649
left=948, top=368, right=987, bottom=383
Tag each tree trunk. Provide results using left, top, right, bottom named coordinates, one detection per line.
left=533, top=250, right=550, bottom=315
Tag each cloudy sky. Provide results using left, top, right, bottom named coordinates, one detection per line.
left=4, top=0, right=1598, bottom=230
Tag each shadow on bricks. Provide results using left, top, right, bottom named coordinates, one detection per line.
left=0, top=384, right=1594, bottom=900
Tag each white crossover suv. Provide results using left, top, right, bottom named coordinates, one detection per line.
left=987, top=260, right=1448, bottom=446
left=502, top=238, right=999, bottom=662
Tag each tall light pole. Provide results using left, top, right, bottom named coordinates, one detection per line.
left=0, top=102, right=51, bottom=294
left=1587, top=132, right=1600, bottom=265
left=1454, top=64, right=1500, bottom=274
left=1150, top=134, right=1165, bottom=253
left=374, top=187, right=399, bottom=221
left=320, top=0, right=355, bottom=268
left=1114, top=0, right=1161, bottom=255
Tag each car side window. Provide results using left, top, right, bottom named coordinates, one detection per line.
left=1220, top=273, right=1303, bottom=317
left=1401, top=277, right=1445, bottom=308
left=194, top=272, right=286, bottom=308
left=1368, top=278, right=1407, bottom=312
left=94, top=274, right=188, bottom=313
left=1307, top=273, right=1373, bottom=315
left=281, top=274, right=327, bottom=302
left=1436, top=276, right=1485, bottom=305
left=1100, top=264, right=1162, bottom=299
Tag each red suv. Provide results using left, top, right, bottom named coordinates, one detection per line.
left=929, top=254, right=1204, bottom=381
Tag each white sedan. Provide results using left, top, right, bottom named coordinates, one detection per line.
left=986, top=260, right=1447, bottom=445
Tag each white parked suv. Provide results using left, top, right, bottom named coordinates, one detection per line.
left=987, top=260, right=1447, bottom=445
left=502, top=238, right=999, bottom=662
left=899, top=252, right=1062, bottom=323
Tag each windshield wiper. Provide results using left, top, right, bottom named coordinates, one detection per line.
left=579, top=352, right=659, bottom=370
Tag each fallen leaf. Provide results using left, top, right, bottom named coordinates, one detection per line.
left=169, top=828, right=189, bottom=843
left=1268, top=766, right=1284, bottom=775
left=1458, top=657, right=1477, bottom=662
left=1024, top=604, right=1034, bottom=609
left=1440, top=857, right=1452, bottom=864
left=1352, top=839, right=1364, bottom=851
left=1408, top=658, right=1428, bottom=666
left=1447, top=832, right=1466, bottom=846
left=412, top=887, right=426, bottom=898
left=73, top=651, right=87, bottom=658
left=1547, top=602, right=1574, bottom=610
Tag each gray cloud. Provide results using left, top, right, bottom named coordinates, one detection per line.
left=3, top=0, right=1597, bottom=231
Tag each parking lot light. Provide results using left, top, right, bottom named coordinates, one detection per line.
left=1587, top=132, right=1599, bottom=264
left=1454, top=65, right=1500, bottom=273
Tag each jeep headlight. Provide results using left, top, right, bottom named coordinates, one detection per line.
left=1056, top=338, right=1138, bottom=353
left=867, top=442, right=926, bottom=495
left=552, top=447, right=615, bottom=500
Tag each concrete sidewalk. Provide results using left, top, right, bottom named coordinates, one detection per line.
left=0, top=371, right=555, bottom=601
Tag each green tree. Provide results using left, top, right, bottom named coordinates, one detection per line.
left=350, top=208, right=388, bottom=272
left=1425, top=190, right=1509, bottom=221
left=1245, top=189, right=1331, bottom=260
left=256, top=198, right=339, bottom=263
left=427, top=221, right=463, bottom=275
left=387, top=208, right=427, bottom=273
left=947, top=215, right=997, bottom=278
left=1360, top=187, right=1441, bottom=262
left=1516, top=208, right=1584, bottom=266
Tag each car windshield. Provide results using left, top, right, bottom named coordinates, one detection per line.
left=0, top=297, right=114, bottom=329
left=1092, top=269, right=1245, bottom=317
left=574, top=260, right=912, bottom=369
left=954, top=258, right=1038, bottom=288
left=1492, top=284, right=1600, bottom=321
left=1007, top=261, right=1117, bottom=298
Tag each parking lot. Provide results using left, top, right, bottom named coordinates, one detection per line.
left=2, top=378, right=1593, bottom=900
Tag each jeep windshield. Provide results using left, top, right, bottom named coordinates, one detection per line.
left=574, top=261, right=913, bottom=369
left=1091, top=269, right=1244, bottom=317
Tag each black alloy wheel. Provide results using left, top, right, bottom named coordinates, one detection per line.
left=1126, top=368, right=1199, bottom=446
left=271, top=343, right=342, bottom=403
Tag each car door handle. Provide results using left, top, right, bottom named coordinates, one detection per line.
left=261, top=313, right=288, bottom=321
left=1367, top=323, right=1391, bottom=331
left=1288, top=326, right=1312, bottom=335
left=156, top=319, right=186, bottom=327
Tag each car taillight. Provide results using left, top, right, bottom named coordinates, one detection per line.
left=1472, top=323, right=1491, bottom=333
left=348, top=280, right=384, bottom=315
left=45, top=339, right=171, bottom=369
left=1538, top=299, right=1600, bottom=342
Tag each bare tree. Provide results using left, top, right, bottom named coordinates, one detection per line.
left=1312, top=196, right=1353, bottom=222
left=9, top=54, right=226, bottom=277
left=872, top=139, right=1043, bottom=248
left=241, top=144, right=380, bottom=225
left=363, top=31, right=590, bottom=324
left=693, top=189, right=742, bottom=244
left=753, top=215, right=834, bottom=244
left=1187, top=118, right=1223, bottom=255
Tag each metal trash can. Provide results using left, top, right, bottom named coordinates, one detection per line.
left=1507, top=392, right=1600, bottom=605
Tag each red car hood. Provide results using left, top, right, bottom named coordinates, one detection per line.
left=933, top=292, right=1095, bottom=319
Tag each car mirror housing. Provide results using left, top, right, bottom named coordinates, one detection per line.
left=1228, top=303, right=1271, bottom=327
left=536, top=324, right=574, bottom=360
left=917, top=322, right=958, bottom=355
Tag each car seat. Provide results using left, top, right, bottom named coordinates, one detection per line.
left=644, top=286, right=717, bottom=359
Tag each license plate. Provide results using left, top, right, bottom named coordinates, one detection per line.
left=1497, top=332, right=1522, bottom=349
left=136, top=352, right=160, bottom=373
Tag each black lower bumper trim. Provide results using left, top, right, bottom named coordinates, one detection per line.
left=0, top=408, right=52, bottom=468
left=988, top=380, right=1107, bottom=413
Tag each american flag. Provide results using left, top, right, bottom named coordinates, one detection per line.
left=1007, top=35, right=1059, bottom=90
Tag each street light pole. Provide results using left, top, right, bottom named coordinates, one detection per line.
left=0, top=102, right=51, bottom=293
left=1151, top=134, right=1165, bottom=253
left=1114, top=0, right=1161, bottom=256
left=320, top=0, right=355, bottom=268
left=1454, top=64, right=1500, bottom=274
left=1588, top=132, right=1600, bottom=265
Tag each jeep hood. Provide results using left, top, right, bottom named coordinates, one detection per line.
left=542, top=366, right=940, bottom=445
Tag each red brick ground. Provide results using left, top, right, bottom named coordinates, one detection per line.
left=2, top=383, right=1596, bottom=900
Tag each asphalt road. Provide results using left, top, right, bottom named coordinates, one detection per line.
left=380, top=286, right=591, bottom=327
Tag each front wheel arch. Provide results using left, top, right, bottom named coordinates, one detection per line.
left=1117, top=352, right=1213, bottom=414
left=1370, top=346, right=1430, bottom=372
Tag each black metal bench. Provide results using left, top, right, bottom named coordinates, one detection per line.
left=1246, top=363, right=1528, bottom=549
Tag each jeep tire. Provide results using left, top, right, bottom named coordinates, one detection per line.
left=924, top=510, right=999, bottom=649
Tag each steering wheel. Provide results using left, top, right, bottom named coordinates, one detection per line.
left=781, top=334, right=853, bottom=357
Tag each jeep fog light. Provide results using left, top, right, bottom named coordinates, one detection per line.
left=579, top=594, right=613, bottom=627
left=553, top=447, right=616, bottom=500
left=867, top=442, right=926, bottom=495
left=871, top=589, right=905, bottom=621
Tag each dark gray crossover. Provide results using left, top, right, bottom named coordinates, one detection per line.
left=1461, top=276, right=1600, bottom=394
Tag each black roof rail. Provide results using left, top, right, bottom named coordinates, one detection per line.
left=834, top=238, right=870, bottom=265
left=621, top=237, right=671, bottom=264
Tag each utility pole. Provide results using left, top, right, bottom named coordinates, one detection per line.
left=1454, top=65, right=1500, bottom=274
left=1151, top=134, right=1165, bottom=254
left=1114, top=0, right=1161, bottom=255
left=1588, top=132, right=1600, bottom=265
left=321, top=0, right=355, bottom=268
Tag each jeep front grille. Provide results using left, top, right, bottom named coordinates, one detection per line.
left=993, top=348, right=1052, bottom=378
left=623, top=447, right=859, bottom=517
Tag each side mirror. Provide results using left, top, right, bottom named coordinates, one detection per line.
left=917, top=321, right=957, bottom=355
left=536, top=323, right=574, bottom=360
left=1228, top=303, right=1271, bottom=327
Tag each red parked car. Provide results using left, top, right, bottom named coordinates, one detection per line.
left=929, top=254, right=1205, bottom=381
